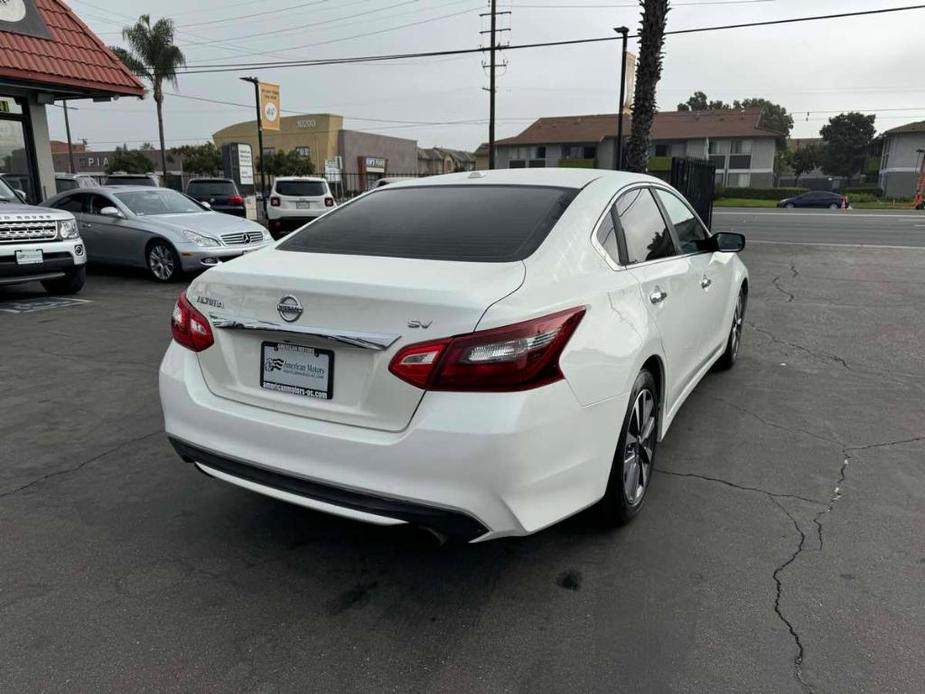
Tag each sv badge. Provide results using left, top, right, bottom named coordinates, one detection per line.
left=407, top=320, right=432, bottom=329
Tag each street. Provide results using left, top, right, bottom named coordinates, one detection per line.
left=714, top=207, right=925, bottom=248
left=2, top=235, right=924, bottom=692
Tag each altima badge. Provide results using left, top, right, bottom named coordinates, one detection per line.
left=277, top=295, right=303, bottom=322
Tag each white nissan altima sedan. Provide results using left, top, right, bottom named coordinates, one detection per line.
left=159, top=168, right=748, bottom=542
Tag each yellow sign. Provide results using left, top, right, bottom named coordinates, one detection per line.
left=259, top=82, right=280, bottom=131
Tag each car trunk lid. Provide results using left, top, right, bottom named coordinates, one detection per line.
left=192, top=249, right=525, bottom=432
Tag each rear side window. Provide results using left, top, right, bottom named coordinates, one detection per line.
left=615, top=188, right=676, bottom=264
left=279, top=185, right=578, bottom=262
left=188, top=180, right=237, bottom=196
left=275, top=180, right=327, bottom=197
left=56, top=179, right=77, bottom=193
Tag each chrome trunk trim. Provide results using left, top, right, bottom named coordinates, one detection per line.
left=209, top=314, right=400, bottom=351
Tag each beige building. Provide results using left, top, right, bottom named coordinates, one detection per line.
left=212, top=113, right=343, bottom=165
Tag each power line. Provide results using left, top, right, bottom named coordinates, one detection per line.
left=173, top=4, right=925, bottom=74
left=510, top=0, right=774, bottom=7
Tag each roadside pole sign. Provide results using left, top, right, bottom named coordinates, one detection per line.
left=259, top=82, right=280, bottom=131
left=238, top=143, right=254, bottom=185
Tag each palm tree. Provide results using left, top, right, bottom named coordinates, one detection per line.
left=110, top=15, right=186, bottom=180
left=624, top=0, right=670, bottom=173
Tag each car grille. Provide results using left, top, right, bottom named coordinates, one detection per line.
left=220, top=230, right=264, bottom=245
left=0, top=219, right=58, bottom=243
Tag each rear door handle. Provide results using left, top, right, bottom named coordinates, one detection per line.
left=701, top=277, right=712, bottom=289
left=649, top=288, right=668, bottom=304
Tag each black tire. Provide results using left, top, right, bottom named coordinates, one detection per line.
left=714, top=286, right=747, bottom=371
left=784, top=203, right=795, bottom=209
left=596, top=369, right=659, bottom=527
left=146, top=240, right=181, bottom=282
left=41, top=266, right=85, bottom=295
left=828, top=203, right=840, bottom=209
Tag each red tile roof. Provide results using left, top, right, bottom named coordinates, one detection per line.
left=496, top=110, right=785, bottom=146
left=0, top=0, right=144, bottom=97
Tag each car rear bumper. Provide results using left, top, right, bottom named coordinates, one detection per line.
left=159, top=341, right=625, bottom=541
left=0, top=239, right=85, bottom=284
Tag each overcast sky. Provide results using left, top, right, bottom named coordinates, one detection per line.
left=51, top=0, right=923, bottom=152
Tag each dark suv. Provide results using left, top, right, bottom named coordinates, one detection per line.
left=186, top=178, right=246, bottom=217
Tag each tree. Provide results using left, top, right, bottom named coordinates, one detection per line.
left=677, top=91, right=731, bottom=111
left=676, top=93, right=793, bottom=137
left=106, top=146, right=152, bottom=174
left=173, top=143, right=223, bottom=175
left=819, top=112, right=876, bottom=179
left=774, top=147, right=793, bottom=185
left=625, top=0, right=671, bottom=173
left=735, top=97, right=793, bottom=137
left=111, top=15, right=186, bottom=180
left=259, top=150, right=316, bottom=177
left=790, top=143, right=821, bottom=183
left=139, top=141, right=155, bottom=151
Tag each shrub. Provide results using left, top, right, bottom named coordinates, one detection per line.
left=841, top=186, right=882, bottom=197
left=718, top=186, right=808, bottom=200
left=844, top=192, right=877, bottom=203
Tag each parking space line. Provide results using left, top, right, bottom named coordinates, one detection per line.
left=746, top=240, right=925, bottom=251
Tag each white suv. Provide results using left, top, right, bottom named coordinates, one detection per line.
left=0, top=176, right=85, bottom=294
left=266, top=176, right=336, bottom=238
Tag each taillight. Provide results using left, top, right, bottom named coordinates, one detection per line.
left=171, top=291, right=214, bottom=352
left=324, top=196, right=335, bottom=207
left=229, top=194, right=244, bottom=205
left=270, top=196, right=280, bottom=207
left=389, top=307, right=585, bottom=392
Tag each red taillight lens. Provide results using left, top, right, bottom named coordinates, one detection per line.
left=229, top=194, right=244, bottom=205
left=324, top=197, right=335, bottom=207
left=270, top=196, right=280, bottom=207
left=389, top=307, right=585, bottom=392
left=171, top=291, right=214, bottom=352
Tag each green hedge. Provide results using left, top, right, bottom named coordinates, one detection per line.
left=845, top=192, right=878, bottom=203
left=716, top=186, right=808, bottom=200
left=842, top=186, right=883, bottom=197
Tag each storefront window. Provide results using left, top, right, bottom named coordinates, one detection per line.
left=0, top=96, right=36, bottom=203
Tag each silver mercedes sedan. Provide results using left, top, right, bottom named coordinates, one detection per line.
left=42, top=186, right=272, bottom=281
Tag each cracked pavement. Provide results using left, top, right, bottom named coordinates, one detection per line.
left=2, top=245, right=924, bottom=692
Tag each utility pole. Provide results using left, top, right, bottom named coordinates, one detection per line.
left=614, top=26, right=629, bottom=171
left=62, top=101, right=75, bottom=174
left=489, top=0, right=497, bottom=169
left=240, top=76, right=267, bottom=214
left=481, top=1, right=510, bottom=170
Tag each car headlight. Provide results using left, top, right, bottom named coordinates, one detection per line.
left=58, top=218, right=79, bottom=239
left=181, top=229, right=220, bottom=247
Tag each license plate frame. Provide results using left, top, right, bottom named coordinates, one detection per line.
left=260, top=341, right=334, bottom=400
left=15, top=249, right=43, bottom=265
left=295, top=201, right=311, bottom=209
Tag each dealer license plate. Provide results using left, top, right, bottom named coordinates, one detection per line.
left=15, top=249, right=43, bottom=265
left=260, top=342, right=333, bottom=399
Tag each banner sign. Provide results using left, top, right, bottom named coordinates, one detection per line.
left=259, top=82, right=280, bottom=131
left=237, top=144, right=254, bottom=185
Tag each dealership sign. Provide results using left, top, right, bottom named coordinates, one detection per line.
left=237, top=144, right=254, bottom=185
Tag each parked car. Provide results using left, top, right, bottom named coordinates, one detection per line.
left=160, top=169, right=748, bottom=542
left=55, top=173, right=99, bottom=195
left=104, top=172, right=160, bottom=187
left=777, top=191, right=847, bottom=209
left=0, top=175, right=85, bottom=294
left=42, top=186, right=271, bottom=282
left=186, top=178, right=246, bottom=217
left=266, top=176, right=336, bottom=238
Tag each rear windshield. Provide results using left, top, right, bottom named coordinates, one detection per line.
left=278, top=185, right=578, bottom=262
left=56, top=179, right=77, bottom=193
left=275, top=180, right=327, bottom=197
left=188, top=180, right=237, bottom=196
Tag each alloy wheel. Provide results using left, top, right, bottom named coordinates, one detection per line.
left=149, top=244, right=175, bottom=281
left=730, top=293, right=744, bottom=358
left=623, top=388, right=656, bottom=506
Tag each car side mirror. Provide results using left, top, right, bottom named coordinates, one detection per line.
left=14, top=189, right=26, bottom=203
left=100, top=206, right=123, bottom=218
left=713, top=231, right=745, bottom=253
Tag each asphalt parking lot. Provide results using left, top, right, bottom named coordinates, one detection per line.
left=2, top=238, right=924, bottom=692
